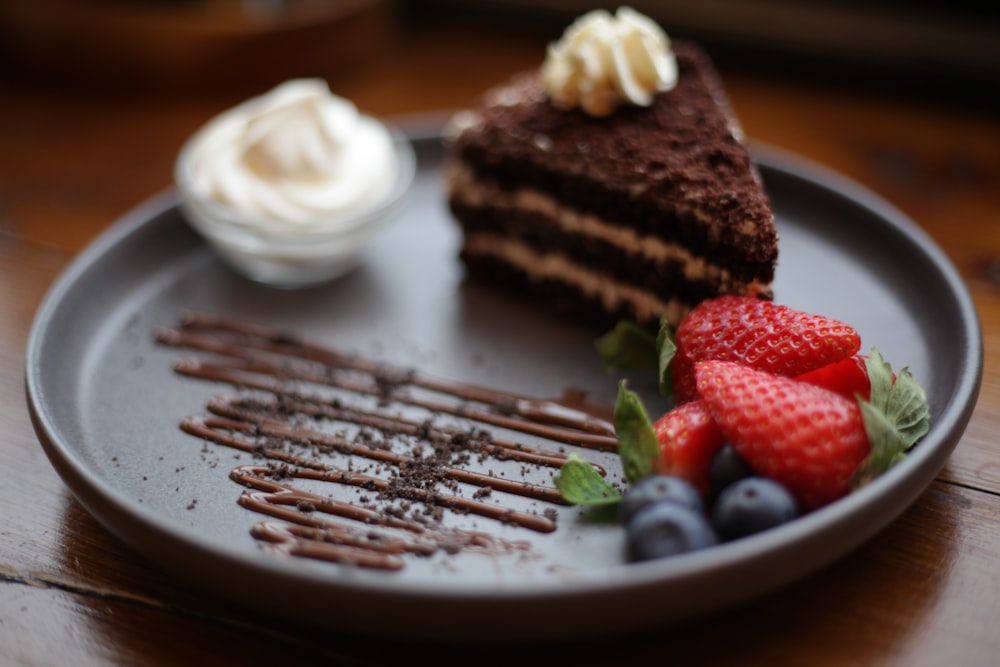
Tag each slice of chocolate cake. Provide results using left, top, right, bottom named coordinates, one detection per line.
left=445, top=8, right=777, bottom=330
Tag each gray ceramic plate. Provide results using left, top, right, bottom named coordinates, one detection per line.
left=25, top=127, right=982, bottom=642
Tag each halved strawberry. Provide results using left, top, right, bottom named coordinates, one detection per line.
left=651, top=400, right=725, bottom=496
left=695, top=359, right=871, bottom=509
left=795, top=354, right=872, bottom=400
left=671, top=296, right=861, bottom=404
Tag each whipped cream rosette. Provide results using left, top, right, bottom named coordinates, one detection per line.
left=176, top=79, right=414, bottom=287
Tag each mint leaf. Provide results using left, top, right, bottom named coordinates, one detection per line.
left=595, top=320, right=658, bottom=373
left=655, top=318, right=676, bottom=397
left=554, top=452, right=622, bottom=505
left=614, top=380, right=660, bottom=484
left=594, top=319, right=676, bottom=397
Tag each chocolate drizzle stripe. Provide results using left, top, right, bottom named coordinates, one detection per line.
left=230, top=466, right=427, bottom=533
left=202, top=388, right=597, bottom=473
left=159, top=316, right=618, bottom=450
left=160, top=313, right=618, bottom=570
left=251, top=522, right=407, bottom=571
left=185, top=409, right=568, bottom=507
left=234, top=464, right=539, bottom=571
left=170, top=354, right=617, bottom=450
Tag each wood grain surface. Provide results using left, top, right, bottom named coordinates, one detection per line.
left=2, top=5, right=999, bottom=666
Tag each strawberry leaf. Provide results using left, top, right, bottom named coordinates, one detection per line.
left=614, top=380, right=660, bottom=484
left=864, top=347, right=930, bottom=449
left=854, top=401, right=908, bottom=486
left=885, top=366, right=930, bottom=448
left=595, top=320, right=658, bottom=373
left=865, top=348, right=895, bottom=411
left=853, top=348, right=930, bottom=488
left=554, top=452, right=622, bottom=505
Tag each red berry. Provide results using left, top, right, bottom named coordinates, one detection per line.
left=651, top=400, right=725, bottom=496
left=795, top=354, right=872, bottom=401
left=695, top=360, right=870, bottom=509
left=672, top=296, right=861, bottom=403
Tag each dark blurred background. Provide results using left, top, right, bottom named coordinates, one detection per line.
left=0, top=0, right=996, bottom=104
left=435, top=0, right=999, bottom=97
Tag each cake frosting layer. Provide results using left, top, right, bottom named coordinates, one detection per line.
left=463, top=232, right=692, bottom=326
left=447, top=161, right=773, bottom=290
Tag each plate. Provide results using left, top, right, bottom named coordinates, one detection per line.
left=25, top=126, right=982, bottom=642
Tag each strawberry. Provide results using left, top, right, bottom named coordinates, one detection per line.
left=795, top=354, right=872, bottom=401
left=671, top=296, right=861, bottom=404
left=651, top=400, right=725, bottom=495
left=695, top=359, right=870, bottom=509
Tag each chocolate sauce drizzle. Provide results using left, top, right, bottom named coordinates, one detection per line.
left=157, top=312, right=619, bottom=571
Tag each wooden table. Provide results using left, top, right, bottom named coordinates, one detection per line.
left=3, top=7, right=999, bottom=666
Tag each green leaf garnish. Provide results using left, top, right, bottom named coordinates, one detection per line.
left=655, top=318, right=676, bottom=397
left=852, top=347, right=931, bottom=488
left=614, top=380, right=660, bottom=484
left=594, top=318, right=676, bottom=397
left=854, top=401, right=908, bottom=485
left=865, top=348, right=895, bottom=410
left=883, top=365, right=931, bottom=448
left=554, top=381, right=661, bottom=506
left=553, top=452, right=622, bottom=505
left=595, top=320, right=658, bottom=373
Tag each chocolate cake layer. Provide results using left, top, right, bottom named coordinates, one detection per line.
left=461, top=252, right=689, bottom=330
left=452, top=201, right=751, bottom=313
left=446, top=41, right=777, bottom=328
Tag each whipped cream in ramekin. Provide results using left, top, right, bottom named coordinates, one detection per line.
left=176, top=79, right=414, bottom=288
left=542, top=6, right=677, bottom=117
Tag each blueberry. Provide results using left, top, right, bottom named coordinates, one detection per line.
left=625, top=501, right=718, bottom=561
left=711, top=477, right=798, bottom=541
left=617, top=474, right=704, bottom=524
left=708, top=443, right=754, bottom=498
